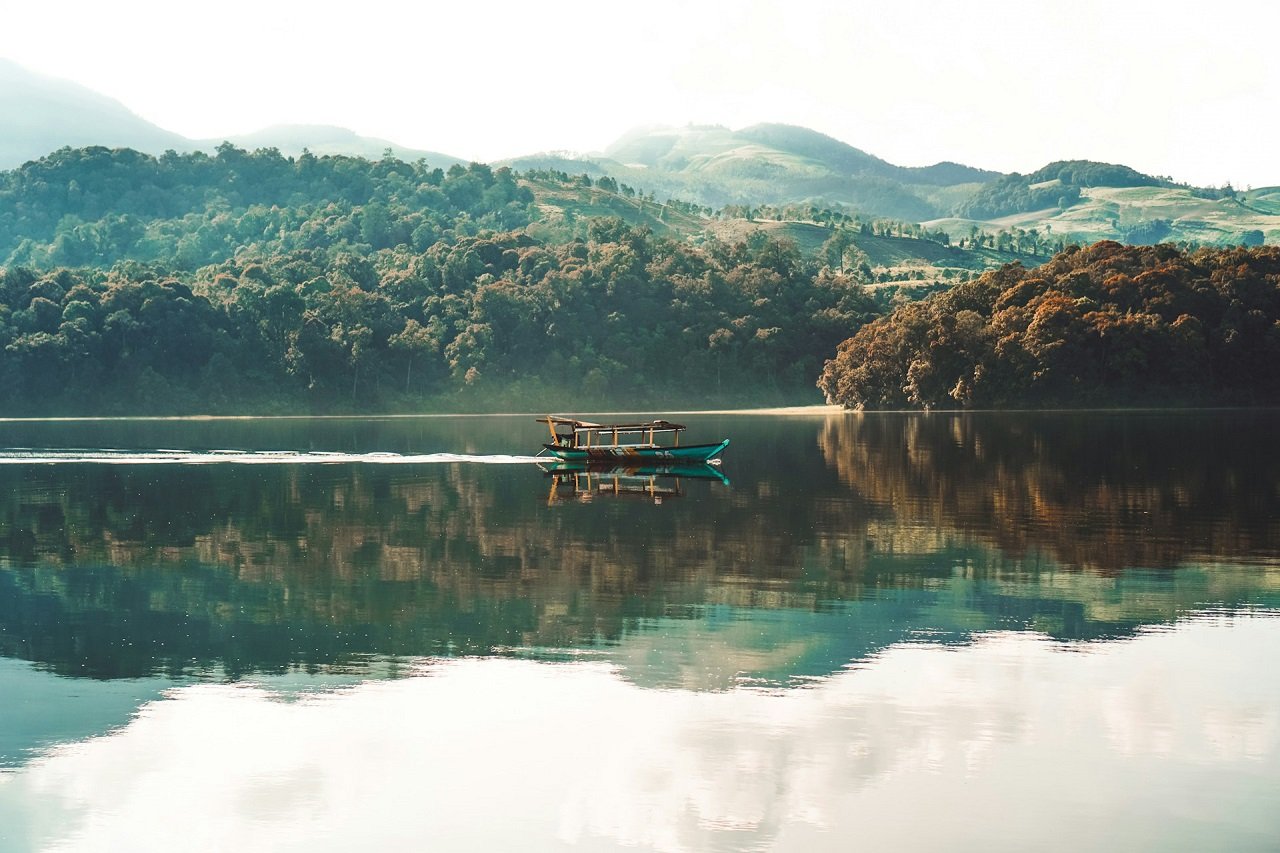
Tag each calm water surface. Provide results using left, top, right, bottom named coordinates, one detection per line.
left=0, top=411, right=1277, bottom=852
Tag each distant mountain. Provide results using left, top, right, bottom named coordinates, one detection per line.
left=904, top=161, right=1002, bottom=186
left=574, top=123, right=1004, bottom=220
left=0, top=59, right=189, bottom=169
left=734, top=123, right=904, bottom=182
left=2, top=58, right=1273, bottom=247
left=523, top=126, right=1238, bottom=239
left=204, top=125, right=463, bottom=168
left=0, top=59, right=464, bottom=171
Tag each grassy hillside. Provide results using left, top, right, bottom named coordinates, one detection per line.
left=580, top=132, right=1278, bottom=250
left=927, top=185, right=1280, bottom=247
left=702, top=216, right=1023, bottom=306
left=590, top=124, right=979, bottom=220
left=522, top=175, right=706, bottom=238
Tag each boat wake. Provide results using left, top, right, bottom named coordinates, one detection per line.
left=0, top=449, right=542, bottom=465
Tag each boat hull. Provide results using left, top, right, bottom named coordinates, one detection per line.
left=541, top=439, right=729, bottom=463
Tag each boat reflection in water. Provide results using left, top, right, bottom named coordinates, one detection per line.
left=538, top=459, right=729, bottom=505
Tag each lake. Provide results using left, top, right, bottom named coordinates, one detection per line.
left=0, top=410, right=1277, bottom=852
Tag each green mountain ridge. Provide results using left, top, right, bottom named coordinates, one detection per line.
left=510, top=125, right=1277, bottom=247
left=577, top=122, right=995, bottom=220
left=2, top=56, right=1277, bottom=260
left=0, top=142, right=1275, bottom=416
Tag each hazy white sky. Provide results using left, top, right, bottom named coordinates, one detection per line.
left=3, top=0, right=1277, bottom=186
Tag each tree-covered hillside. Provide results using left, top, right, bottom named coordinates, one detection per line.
left=818, top=242, right=1280, bottom=409
left=0, top=145, right=532, bottom=270
left=3, top=55, right=1274, bottom=252
left=952, top=160, right=1173, bottom=221
left=3, top=145, right=1279, bottom=416
left=0, top=146, right=879, bottom=414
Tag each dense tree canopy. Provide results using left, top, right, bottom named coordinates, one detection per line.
left=3, top=147, right=1277, bottom=414
left=0, top=145, right=886, bottom=413
left=0, top=145, right=533, bottom=270
left=818, top=241, right=1280, bottom=409
left=0, top=222, right=878, bottom=413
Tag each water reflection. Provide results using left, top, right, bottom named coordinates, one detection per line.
left=539, top=460, right=730, bottom=505
left=2, top=614, right=1276, bottom=852
left=3, top=413, right=1279, bottom=850
left=818, top=411, right=1280, bottom=571
left=0, top=658, right=172, bottom=770
left=0, top=413, right=1277, bottom=685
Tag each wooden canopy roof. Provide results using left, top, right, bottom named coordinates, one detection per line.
left=537, top=416, right=687, bottom=431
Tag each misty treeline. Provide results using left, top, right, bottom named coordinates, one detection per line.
left=819, top=241, right=1280, bottom=409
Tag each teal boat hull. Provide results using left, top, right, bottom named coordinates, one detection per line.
left=541, top=438, right=729, bottom=463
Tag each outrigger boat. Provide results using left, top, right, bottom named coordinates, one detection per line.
left=536, top=416, right=729, bottom=463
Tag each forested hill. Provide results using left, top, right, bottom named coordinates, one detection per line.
left=954, top=160, right=1172, bottom=220
left=818, top=242, right=1280, bottom=409
left=4, top=146, right=1278, bottom=416
left=0, top=145, right=533, bottom=268
left=0, top=146, right=879, bottom=414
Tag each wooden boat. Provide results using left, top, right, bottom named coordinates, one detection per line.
left=536, top=416, right=729, bottom=463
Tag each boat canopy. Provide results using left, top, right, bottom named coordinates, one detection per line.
left=537, top=416, right=686, bottom=431
left=537, top=415, right=686, bottom=449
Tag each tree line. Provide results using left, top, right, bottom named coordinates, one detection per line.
left=0, top=221, right=878, bottom=414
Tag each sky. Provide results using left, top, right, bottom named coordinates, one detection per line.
left=2, top=0, right=1277, bottom=187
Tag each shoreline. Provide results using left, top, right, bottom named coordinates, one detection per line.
left=2, top=404, right=1279, bottom=423
left=0, top=405, right=846, bottom=423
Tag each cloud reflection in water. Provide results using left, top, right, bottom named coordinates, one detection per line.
left=1, top=613, right=1277, bottom=853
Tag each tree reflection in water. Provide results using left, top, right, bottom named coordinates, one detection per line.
left=0, top=412, right=1276, bottom=681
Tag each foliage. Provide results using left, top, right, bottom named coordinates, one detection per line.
left=955, top=160, right=1173, bottom=220
left=0, top=145, right=533, bottom=270
left=1025, top=160, right=1166, bottom=189
left=818, top=241, right=1280, bottom=409
left=0, top=217, right=879, bottom=413
left=955, top=174, right=1083, bottom=220
left=3, top=145, right=1277, bottom=415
